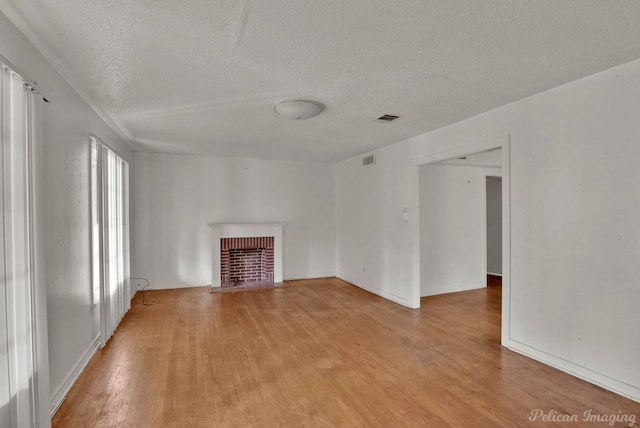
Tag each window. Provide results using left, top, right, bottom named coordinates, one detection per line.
left=91, top=138, right=130, bottom=347
left=0, top=62, right=39, bottom=428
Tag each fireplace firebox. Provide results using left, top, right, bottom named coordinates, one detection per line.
left=220, top=237, right=274, bottom=286
left=208, top=223, right=283, bottom=290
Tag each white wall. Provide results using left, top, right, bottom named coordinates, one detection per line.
left=335, top=58, right=640, bottom=401
left=419, top=165, right=485, bottom=296
left=0, top=9, right=134, bottom=417
left=132, top=154, right=335, bottom=290
left=335, top=146, right=413, bottom=306
left=486, top=177, right=502, bottom=275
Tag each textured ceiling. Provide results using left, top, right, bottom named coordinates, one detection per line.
left=2, top=1, right=640, bottom=162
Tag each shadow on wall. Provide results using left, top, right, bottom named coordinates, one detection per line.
left=176, top=229, right=211, bottom=284
left=0, top=381, right=38, bottom=426
left=0, top=401, right=8, bottom=427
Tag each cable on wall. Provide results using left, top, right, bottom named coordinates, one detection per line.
left=131, top=277, right=153, bottom=305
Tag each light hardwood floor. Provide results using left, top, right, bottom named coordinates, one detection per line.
left=52, top=278, right=639, bottom=427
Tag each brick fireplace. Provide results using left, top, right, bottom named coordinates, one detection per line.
left=220, top=237, right=274, bottom=286
left=209, top=223, right=283, bottom=289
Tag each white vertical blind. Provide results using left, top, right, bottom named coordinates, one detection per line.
left=0, top=62, right=12, bottom=428
left=0, top=64, right=38, bottom=427
left=91, top=139, right=129, bottom=347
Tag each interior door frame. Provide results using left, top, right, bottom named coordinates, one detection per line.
left=409, top=135, right=511, bottom=346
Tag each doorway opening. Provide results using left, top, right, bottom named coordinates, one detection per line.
left=410, top=136, right=511, bottom=346
left=485, top=175, right=502, bottom=289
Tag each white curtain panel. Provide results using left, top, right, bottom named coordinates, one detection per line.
left=92, top=140, right=130, bottom=348
left=0, top=64, right=37, bottom=428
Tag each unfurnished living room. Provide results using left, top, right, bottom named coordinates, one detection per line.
left=1, top=1, right=640, bottom=427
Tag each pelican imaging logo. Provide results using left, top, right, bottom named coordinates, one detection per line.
left=529, top=409, right=636, bottom=426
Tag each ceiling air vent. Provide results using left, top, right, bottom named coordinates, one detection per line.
left=376, top=114, right=400, bottom=123
left=362, top=154, right=376, bottom=167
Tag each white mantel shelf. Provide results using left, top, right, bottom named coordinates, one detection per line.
left=208, top=223, right=284, bottom=289
left=208, top=223, right=285, bottom=238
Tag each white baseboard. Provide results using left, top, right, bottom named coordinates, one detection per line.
left=50, top=335, right=100, bottom=417
left=283, top=271, right=336, bottom=281
left=134, top=273, right=338, bottom=292
left=508, top=339, right=640, bottom=404
left=421, top=281, right=486, bottom=297
left=336, top=272, right=412, bottom=308
left=487, top=272, right=502, bottom=277
left=133, top=281, right=210, bottom=292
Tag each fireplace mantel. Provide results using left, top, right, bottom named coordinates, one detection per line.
left=208, top=223, right=284, bottom=289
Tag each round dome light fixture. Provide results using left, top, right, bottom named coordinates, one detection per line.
left=274, top=100, right=324, bottom=120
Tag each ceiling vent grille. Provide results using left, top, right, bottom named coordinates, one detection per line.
left=376, top=114, right=400, bottom=123
left=362, top=154, right=376, bottom=167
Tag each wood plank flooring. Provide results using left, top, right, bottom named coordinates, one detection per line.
left=52, top=278, right=639, bottom=427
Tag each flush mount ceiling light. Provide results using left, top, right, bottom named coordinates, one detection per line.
left=274, top=100, right=324, bottom=120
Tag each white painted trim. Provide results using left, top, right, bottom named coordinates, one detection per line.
left=507, top=340, right=640, bottom=404
left=283, top=272, right=336, bottom=281
left=337, top=273, right=413, bottom=308
left=408, top=166, right=421, bottom=308
left=411, top=136, right=508, bottom=166
left=501, top=139, right=512, bottom=346
left=50, top=335, right=100, bottom=417
left=487, top=272, right=503, bottom=277
left=431, top=163, right=502, bottom=170
left=421, top=281, right=486, bottom=297
left=481, top=171, right=488, bottom=288
left=133, top=273, right=339, bottom=291
left=483, top=168, right=502, bottom=177
left=410, top=135, right=511, bottom=345
left=136, top=281, right=210, bottom=291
